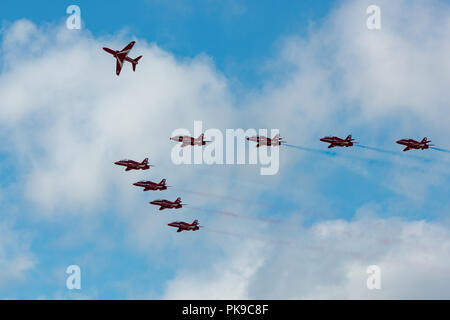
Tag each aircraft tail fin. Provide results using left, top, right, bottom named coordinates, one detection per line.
left=193, top=219, right=199, bottom=225
left=272, top=134, right=284, bottom=145
left=132, top=56, right=142, bottom=72
left=176, top=197, right=181, bottom=203
left=346, top=134, right=353, bottom=141
left=421, top=137, right=429, bottom=143
left=160, top=179, right=166, bottom=185
left=142, top=158, right=148, bottom=165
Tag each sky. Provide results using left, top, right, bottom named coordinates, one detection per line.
left=0, top=0, right=450, bottom=299
left=1, top=0, right=335, bottom=88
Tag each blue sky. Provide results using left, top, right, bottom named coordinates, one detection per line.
left=1, top=0, right=335, bottom=87
left=0, top=0, right=336, bottom=299
left=1, top=0, right=450, bottom=299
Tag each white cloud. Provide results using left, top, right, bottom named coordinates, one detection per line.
left=164, top=213, right=450, bottom=299
left=250, top=0, right=450, bottom=137
left=2, top=0, right=450, bottom=215
left=164, top=241, right=265, bottom=299
left=0, top=0, right=449, bottom=299
left=0, top=20, right=235, bottom=215
left=162, top=0, right=450, bottom=299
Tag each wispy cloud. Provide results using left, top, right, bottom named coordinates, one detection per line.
left=0, top=0, right=449, bottom=298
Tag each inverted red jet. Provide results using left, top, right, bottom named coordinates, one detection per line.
left=103, top=41, right=142, bottom=76
left=150, top=197, right=184, bottom=210
left=170, top=133, right=211, bottom=147
left=114, top=158, right=152, bottom=171
left=133, top=179, right=169, bottom=191
left=320, top=135, right=356, bottom=148
left=246, top=134, right=284, bottom=147
left=396, top=137, right=433, bottom=152
left=168, top=220, right=201, bottom=232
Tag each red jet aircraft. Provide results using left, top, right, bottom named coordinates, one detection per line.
left=396, top=137, right=433, bottom=152
left=150, top=197, right=185, bottom=210
left=133, top=179, right=169, bottom=191
left=168, top=220, right=201, bottom=232
left=320, top=135, right=356, bottom=148
left=103, top=41, right=142, bottom=76
left=170, top=133, right=211, bottom=147
left=246, top=134, right=284, bottom=147
left=114, top=158, right=152, bottom=171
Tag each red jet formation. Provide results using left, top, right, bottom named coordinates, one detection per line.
left=150, top=197, right=184, bottom=210
left=396, top=137, right=433, bottom=152
left=133, top=179, right=168, bottom=191
left=246, top=134, right=284, bottom=147
left=170, top=133, right=211, bottom=147
left=103, top=41, right=142, bottom=76
left=320, top=135, right=356, bottom=148
left=114, top=158, right=152, bottom=171
left=168, top=220, right=201, bottom=232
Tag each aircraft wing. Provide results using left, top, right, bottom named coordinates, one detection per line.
left=180, top=141, right=192, bottom=147
left=180, top=138, right=193, bottom=147
left=103, top=47, right=116, bottom=55
left=119, top=41, right=135, bottom=55
left=116, top=58, right=123, bottom=76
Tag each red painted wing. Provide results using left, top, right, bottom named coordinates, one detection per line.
left=119, top=41, right=135, bottom=54
left=103, top=47, right=116, bottom=55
